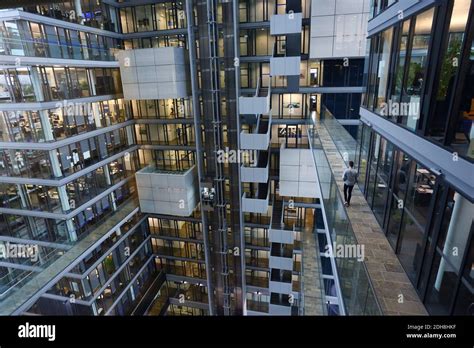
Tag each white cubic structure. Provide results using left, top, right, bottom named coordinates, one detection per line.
left=310, top=0, right=370, bottom=58
left=270, top=13, right=303, bottom=35
left=279, top=146, right=319, bottom=198
left=118, top=47, right=190, bottom=100
left=270, top=56, right=301, bottom=76
left=239, top=95, right=271, bottom=115
left=136, top=166, right=198, bottom=217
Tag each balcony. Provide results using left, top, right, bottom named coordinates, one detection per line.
left=270, top=43, right=301, bottom=77
left=269, top=293, right=293, bottom=316
left=240, top=116, right=271, bottom=151
left=246, top=257, right=269, bottom=269
left=242, top=182, right=269, bottom=214
left=240, top=151, right=270, bottom=183
left=240, top=110, right=272, bottom=150
left=21, top=7, right=117, bottom=31
left=239, top=80, right=271, bottom=115
left=270, top=13, right=303, bottom=35
left=269, top=243, right=294, bottom=271
left=269, top=269, right=293, bottom=294
left=0, top=198, right=139, bottom=315
left=246, top=299, right=269, bottom=315
left=246, top=275, right=269, bottom=289
left=269, top=199, right=296, bottom=244
left=270, top=56, right=301, bottom=76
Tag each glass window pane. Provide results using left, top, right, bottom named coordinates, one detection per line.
left=425, top=251, right=459, bottom=314
left=398, top=211, right=425, bottom=282
left=358, top=124, right=371, bottom=193
left=400, top=8, right=435, bottom=130
left=460, top=223, right=474, bottom=287
left=436, top=190, right=473, bottom=275
left=375, top=28, right=394, bottom=113
left=453, top=279, right=474, bottom=315
left=451, top=37, right=474, bottom=159
left=373, top=139, right=393, bottom=223
left=367, top=133, right=381, bottom=207
left=386, top=195, right=403, bottom=248
left=392, top=151, right=411, bottom=200
left=404, top=163, right=435, bottom=228
left=427, top=0, right=471, bottom=144
left=389, top=19, right=411, bottom=119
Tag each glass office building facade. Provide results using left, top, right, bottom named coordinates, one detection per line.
left=0, top=0, right=471, bottom=317
left=356, top=123, right=473, bottom=315
left=365, top=0, right=474, bottom=160
left=358, top=0, right=473, bottom=315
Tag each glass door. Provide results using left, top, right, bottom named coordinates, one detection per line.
left=415, top=178, right=448, bottom=297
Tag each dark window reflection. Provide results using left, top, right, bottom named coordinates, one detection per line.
left=398, top=211, right=425, bottom=282
left=425, top=251, right=459, bottom=315
left=451, top=38, right=474, bottom=159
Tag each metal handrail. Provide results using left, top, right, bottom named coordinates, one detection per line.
left=307, top=120, right=383, bottom=315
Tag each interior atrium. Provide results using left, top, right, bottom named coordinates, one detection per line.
left=0, top=0, right=472, bottom=317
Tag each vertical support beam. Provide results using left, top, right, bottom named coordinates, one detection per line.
left=92, top=102, right=102, bottom=128
left=222, top=0, right=245, bottom=315
left=48, top=148, right=77, bottom=242
left=39, top=110, right=54, bottom=141
left=284, top=1, right=302, bottom=92
left=30, top=67, right=44, bottom=102
left=74, top=0, right=84, bottom=24
left=16, top=184, right=37, bottom=238
left=88, top=69, right=97, bottom=97
left=192, top=0, right=231, bottom=315
left=104, top=165, right=117, bottom=211
left=232, top=0, right=248, bottom=316
left=185, top=0, right=216, bottom=315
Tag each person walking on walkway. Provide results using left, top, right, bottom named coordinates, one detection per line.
left=343, top=161, right=358, bottom=207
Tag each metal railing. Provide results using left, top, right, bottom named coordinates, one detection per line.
left=308, top=114, right=382, bottom=315
left=319, top=105, right=359, bottom=165
left=0, top=36, right=117, bottom=61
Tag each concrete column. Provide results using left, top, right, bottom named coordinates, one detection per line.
left=110, top=192, right=117, bottom=211
left=124, top=151, right=132, bottom=172
left=104, top=165, right=112, bottom=186
left=126, top=125, right=134, bottom=146
left=39, top=110, right=54, bottom=141
left=92, top=102, right=102, bottom=128
left=74, top=0, right=84, bottom=24
left=48, top=149, right=62, bottom=178
left=17, top=184, right=30, bottom=208
left=57, top=185, right=77, bottom=242
left=435, top=193, right=473, bottom=290
left=65, top=218, right=77, bottom=242
left=92, top=302, right=98, bottom=315
left=29, top=67, right=44, bottom=102
left=46, top=147, right=77, bottom=242
left=58, top=185, right=71, bottom=212
left=103, top=165, right=117, bottom=210
left=16, top=184, right=41, bottom=238
left=88, top=70, right=97, bottom=96
left=80, top=33, right=89, bottom=60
